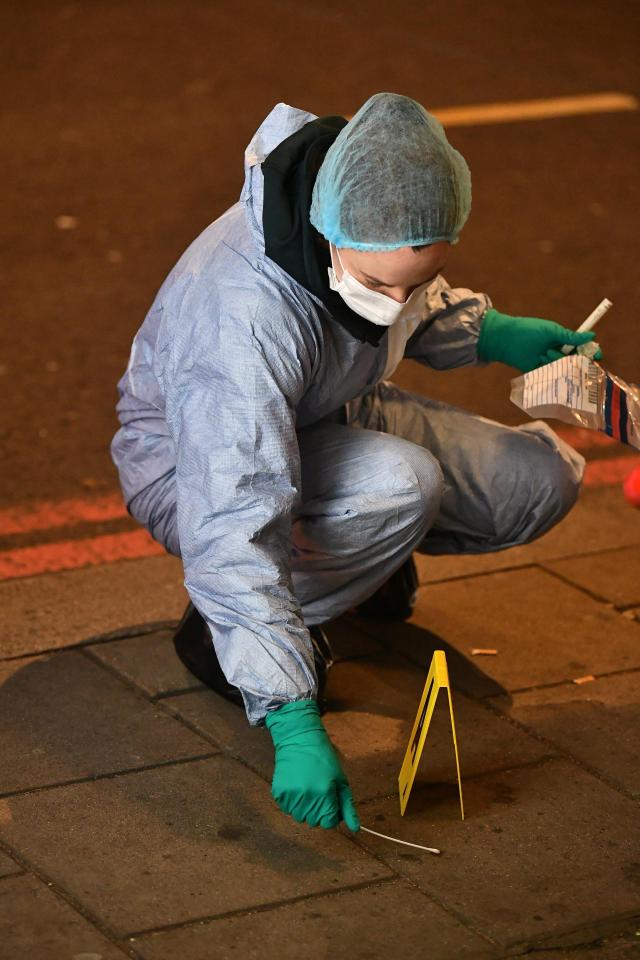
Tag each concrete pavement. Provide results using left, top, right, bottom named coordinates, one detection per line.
left=2, top=482, right=640, bottom=959
left=2, top=0, right=640, bottom=955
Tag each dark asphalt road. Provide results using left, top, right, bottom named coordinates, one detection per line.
left=1, top=0, right=639, bottom=505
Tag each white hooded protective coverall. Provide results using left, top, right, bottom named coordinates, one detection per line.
left=111, top=103, right=584, bottom=724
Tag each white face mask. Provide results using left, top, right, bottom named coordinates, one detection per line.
left=328, top=244, right=431, bottom=327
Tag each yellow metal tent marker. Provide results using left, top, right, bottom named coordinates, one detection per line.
left=398, top=650, right=464, bottom=819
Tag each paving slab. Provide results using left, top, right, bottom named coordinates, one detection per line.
left=0, top=650, right=212, bottom=794
left=360, top=568, right=640, bottom=694
left=1, top=554, right=187, bottom=658
left=0, top=874, right=128, bottom=960
left=524, top=912, right=640, bottom=957
left=134, top=878, right=496, bottom=960
left=490, top=672, right=640, bottom=797
left=532, top=930, right=640, bottom=959
left=88, top=616, right=382, bottom=704
left=355, top=759, right=640, bottom=949
left=415, top=550, right=533, bottom=584
left=544, top=545, right=640, bottom=608
left=0, top=756, right=389, bottom=936
left=164, top=688, right=274, bottom=776
left=165, top=657, right=552, bottom=803
left=0, top=849, right=22, bottom=878
left=344, top=614, right=507, bottom=699
left=323, top=657, right=553, bottom=802
left=321, top=615, right=385, bottom=661
left=89, top=629, right=204, bottom=697
left=415, top=485, right=640, bottom=585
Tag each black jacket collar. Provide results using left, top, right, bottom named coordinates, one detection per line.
left=261, top=116, right=387, bottom=347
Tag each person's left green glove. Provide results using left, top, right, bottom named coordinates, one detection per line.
left=477, top=308, right=603, bottom=373
left=265, top=699, right=360, bottom=831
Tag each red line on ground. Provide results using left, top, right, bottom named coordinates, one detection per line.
left=1, top=450, right=639, bottom=583
left=553, top=425, right=617, bottom=450
left=0, top=492, right=127, bottom=536
left=0, top=529, right=164, bottom=581
left=583, top=455, right=640, bottom=487
left=0, top=429, right=627, bottom=540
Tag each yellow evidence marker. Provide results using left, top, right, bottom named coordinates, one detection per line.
left=398, top=650, right=464, bottom=819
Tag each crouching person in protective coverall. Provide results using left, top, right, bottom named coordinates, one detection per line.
left=112, top=93, right=599, bottom=833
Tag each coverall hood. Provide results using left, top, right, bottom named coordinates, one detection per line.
left=245, top=104, right=386, bottom=345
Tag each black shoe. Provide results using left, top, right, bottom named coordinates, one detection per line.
left=355, top=555, right=418, bottom=621
left=173, top=604, right=333, bottom=710
left=173, top=603, right=244, bottom=707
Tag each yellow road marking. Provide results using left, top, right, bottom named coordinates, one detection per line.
left=347, top=92, right=638, bottom=127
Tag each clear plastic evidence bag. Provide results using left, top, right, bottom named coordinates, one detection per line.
left=511, top=355, right=640, bottom=450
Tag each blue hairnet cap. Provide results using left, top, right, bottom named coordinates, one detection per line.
left=310, top=92, right=471, bottom=251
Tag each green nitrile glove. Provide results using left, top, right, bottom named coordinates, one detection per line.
left=265, top=699, right=360, bottom=831
left=477, top=308, right=603, bottom=372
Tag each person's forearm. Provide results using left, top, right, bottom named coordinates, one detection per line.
left=404, top=276, right=492, bottom=370
left=184, top=566, right=317, bottom=725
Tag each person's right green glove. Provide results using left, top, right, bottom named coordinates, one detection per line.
left=265, top=699, right=360, bottom=831
left=477, top=308, right=603, bottom=372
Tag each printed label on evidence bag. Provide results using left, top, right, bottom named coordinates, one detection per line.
left=522, top=356, right=599, bottom=414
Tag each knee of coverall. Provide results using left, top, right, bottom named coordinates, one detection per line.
left=493, top=421, right=585, bottom=547
left=298, top=422, right=444, bottom=543
left=385, top=436, right=445, bottom=543
left=295, top=428, right=445, bottom=569
left=293, top=432, right=444, bottom=621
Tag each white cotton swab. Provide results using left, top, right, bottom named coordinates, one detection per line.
left=360, top=825, right=441, bottom=855
left=561, top=298, right=612, bottom=355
